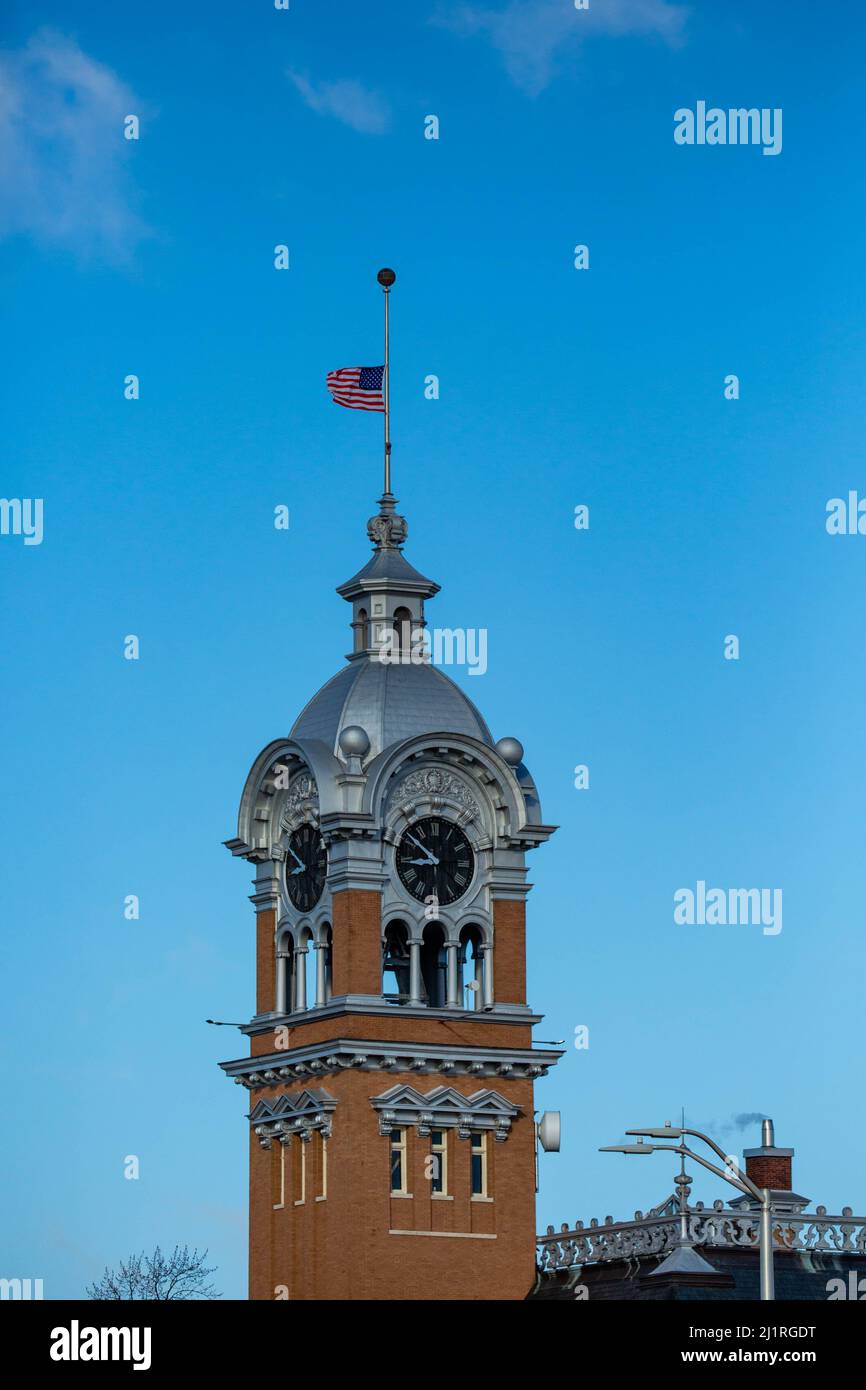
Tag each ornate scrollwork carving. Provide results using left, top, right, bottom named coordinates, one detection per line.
left=279, top=771, right=319, bottom=831
left=367, top=507, right=408, bottom=550
left=391, top=766, right=480, bottom=821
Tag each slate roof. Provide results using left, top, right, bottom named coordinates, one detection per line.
left=529, top=1247, right=866, bottom=1301
left=290, top=655, right=494, bottom=760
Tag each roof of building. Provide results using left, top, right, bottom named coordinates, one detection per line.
left=336, top=544, right=439, bottom=596
left=532, top=1157, right=866, bottom=1302
left=530, top=1245, right=866, bottom=1301
left=290, top=654, right=494, bottom=761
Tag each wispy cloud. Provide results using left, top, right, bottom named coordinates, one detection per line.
left=432, top=0, right=688, bottom=96
left=0, top=29, right=149, bottom=261
left=287, top=70, right=390, bottom=134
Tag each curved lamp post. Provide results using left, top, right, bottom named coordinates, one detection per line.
left=600, top=1121, right=775, bottom=1301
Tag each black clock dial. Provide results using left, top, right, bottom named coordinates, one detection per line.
left=284, top=824, right=327, bottom=911
left=396, top=816, right=474, bottom=907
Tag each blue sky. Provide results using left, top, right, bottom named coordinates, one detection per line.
left=2, top=0, right=865, bottom=1298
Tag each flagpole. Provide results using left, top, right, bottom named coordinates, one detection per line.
left=377, top=267, right=395, bottom=494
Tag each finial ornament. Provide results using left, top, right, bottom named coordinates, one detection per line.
left=367, top=492, right=408, bottom=550
left=496, top=737, right=524, bottom=767
left=377, top=267, right=396, bottom=287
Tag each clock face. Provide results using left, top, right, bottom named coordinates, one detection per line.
left=284, top=824, right=327, bottom=911
left=396, top=816, right=474, bottom=907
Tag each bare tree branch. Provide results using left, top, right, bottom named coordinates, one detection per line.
left=86, top=1245, right=220, bottom=1300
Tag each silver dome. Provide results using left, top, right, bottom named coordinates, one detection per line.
left=291, top=656, right=493, bottom=760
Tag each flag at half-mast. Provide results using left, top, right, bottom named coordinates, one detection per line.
left=326, top=365, right=385, bottom=412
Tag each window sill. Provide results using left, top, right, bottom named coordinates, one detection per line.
left=431, top=1194, right=453, bottom=1201
left=390, top=1191, right=413, bottom=1199
left=315, top=1195, right=327, bottom=1203
left=471, top=1195, right=494, bottom=1203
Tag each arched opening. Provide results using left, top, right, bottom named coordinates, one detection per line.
left=297, top=926, right=316, bottom=1012
left=382, top=920, right=410, bottom=1003
left=458, top=925, right=484, bottom=1011
left=355, top=608, right=369, bottom=654
left=276, top=929, right=295, bottom=1014
left=393, top=606, right=412, bottom=658
left=420, top=922, right=447, bottom=1008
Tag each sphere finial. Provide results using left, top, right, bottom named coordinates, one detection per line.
left=339, top=725, right=370, bottom=760
left=496, top=736, right=524, bottom=767
left=377, top=267, right=396, bottom=288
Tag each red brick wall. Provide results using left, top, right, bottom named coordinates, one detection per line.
left=331, top=889, right=382, bottom=996
left=248, top=1068, right=538, bottom=1300
left=492, top=899, right=526, bottom=1004
left=256, top=909, right=276, bottom=1015
left=250, top=1010, right=533, bottom=1056
left=745, top=1155, right=792, bottom=1191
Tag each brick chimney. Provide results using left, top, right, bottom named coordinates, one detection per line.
left=744, top=1119, right=793, bottom=1192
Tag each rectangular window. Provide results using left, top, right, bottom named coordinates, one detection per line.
left=390, top=1128, right=408, bottom=1194
left=272, top=1142, right=285, bottom=1210
left=317, top=1135, right=328, bottom=1202
left=430, top=1130, right=448, bottom=1196
left=470, top=1132, right=488, bottom=1198
left=293, top=1140, right=306, bottom=1206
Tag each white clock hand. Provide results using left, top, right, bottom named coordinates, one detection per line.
left=405, top=832, right=439, bottom=865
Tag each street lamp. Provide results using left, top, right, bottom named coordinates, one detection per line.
left=600, top=1120, right=776, bottom=1300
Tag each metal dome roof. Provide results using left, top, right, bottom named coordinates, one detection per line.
left=290, top=656, right=493, bottom=760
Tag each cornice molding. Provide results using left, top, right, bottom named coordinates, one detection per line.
left=221, top=1038, right=564, bottom=1089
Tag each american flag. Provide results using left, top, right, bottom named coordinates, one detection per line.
left=326, top=365, right=385, bottom=412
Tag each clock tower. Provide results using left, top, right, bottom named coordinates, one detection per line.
left=220, top=490, right=562, bottom=1301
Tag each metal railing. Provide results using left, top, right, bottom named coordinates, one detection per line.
left=537, top=1204, right=866, bottom=1272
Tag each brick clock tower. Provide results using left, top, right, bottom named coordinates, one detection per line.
left=220, top=490, right=562, bottom=1300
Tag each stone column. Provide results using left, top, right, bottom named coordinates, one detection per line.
left=275, top=949, right=290, bottom=1013
left=446, top=941, right=460, bottom=1007
left=315, top=940, right=327, bottom=1007
left=409, top=936, right=423, bottom=1005
left=294, top=945, right=308, bottom=1011
left=479, top=942, right=493, bottom=1010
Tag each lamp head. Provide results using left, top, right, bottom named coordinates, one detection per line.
left=627, top=1125, right=684, bottom=1139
